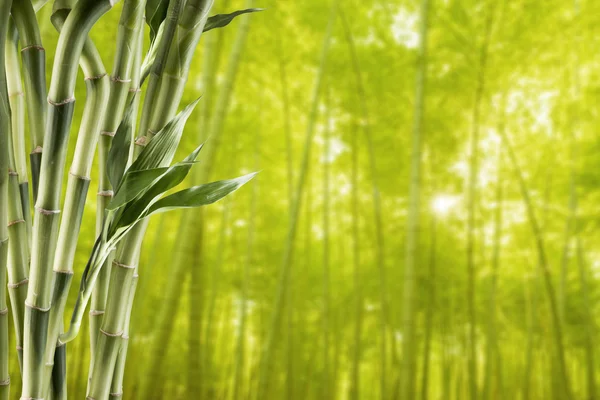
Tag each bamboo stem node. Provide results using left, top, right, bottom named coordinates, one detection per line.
left=8, top=278, right=29, bottom=288
left=112, top=260, right=136, bottom=269
left=99, top=328, right=123, bottom=337
left=110, top=76, right=131, bottom=83
left=98, top=190, right=114, bottom=197
left=85, top=73, right=108, bottom=81
left=47, top=97, right=75, bottom=106
left=0, top=378, right=9, bottom=386
left=24, top=302, right=51, bottom=312
left=35, top=207, right=60, bottom=215
left=90, top=310, right=105, bottom=316
left=68, top=171, right=91, bottom=181
left=100, top=131, right=116, bottom=137
left=0, top=308, right=7, bottom=315
left=8, top=219, right=25, bottom=227
left=20, top=45, right=44, bottom=52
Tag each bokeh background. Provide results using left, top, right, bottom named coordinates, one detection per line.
left=12, top=0, right=600, bottom=399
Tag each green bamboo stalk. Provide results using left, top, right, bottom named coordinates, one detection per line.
left=21, top=1, right=119, bottom=398
left=0, top=2, right=14, bottom=398
left=321, top=91, right=331, bottom=400
left=483, top=140, right=503, bottom=400
left=465, top=4, right=496, bottom=399
left=256, top=4, right=336, bottom=397
left=108, top=25, right=145, bottom=400
left=42, top=1, right=110, bottom=395
left=4, top=21, right=30, bottom=372
left=500, top=129, right=573, bottom=400
left=10, top=0, right=47, bottom=198
left=401, top=0, right=430, bottom=397
left=575, top=239, right=596, bottom=399
left=339, top=8, right=393, bottom=387
left=233, top=121, right=259, bottom=400
left=6, top=22, right=32, bottom=246
left=91, top=0, right=146, bottom=372
left=349, top=124, right=362, bottom=400
left=420, top=213, right=437, bottom=400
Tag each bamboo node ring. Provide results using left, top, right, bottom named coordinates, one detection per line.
left=8, top=278, right=28, bottom=288
left=0, top=308, right=8, bottom=315
left=48, top=97, right=75, bottom=106
left=85, top=73, right=107, bottom=81
left=113, top=260, right=136, bottom=269
left=25, top=302, right=51, bottom=312
left=8, top=219, right=25, bottom=227
left=36, top=207, right=60, bottom=215
left=100, top=328, right=124, bottom=337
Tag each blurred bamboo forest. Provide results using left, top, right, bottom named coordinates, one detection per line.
left=12, top=0, right=600, bottom=398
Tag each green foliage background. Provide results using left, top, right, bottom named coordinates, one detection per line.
left=10, top=0, right=600, bottom=398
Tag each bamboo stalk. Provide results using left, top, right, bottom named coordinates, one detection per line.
left=6, top=22, right=32, bottom=247
left=401, top=0, right=430, bottom=396
left=21, top=1, right=119, bottom=397
left=10, top=0, right=47, bottom=198
left=321, top=90, right=331, bottom=400
left=501, top=129, right=573, bottom=400
left=4, top=21, right=30, bottom=372
left=0, top=2, right=14, bottom=398
left=256, top=4, right=336, bottom=397
left=90, top=0, right=146, bottom=372
left=339, top=8, right=393, bottom=389
left=483, top=139, right=504, bottom=400
left=233, top=117, right=259, bottom=400
left=41, top=1, right=111, bottom=396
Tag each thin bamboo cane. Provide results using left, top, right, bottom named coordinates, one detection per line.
left=339, top=9, right=393, bottom=390
left=501, top=129, right=573, bottom=400
left=256, top=4, right=336, bottom=397
left=91, top=0, right=146, bottom=372
left=483, top=141, right=504, bottom=400
left=6, top=22, right=32, bottom=247
left=21, top=1, right=119, bottom=398
left=10, top=0, right=47, bottom=198
left=232, top=116, right=259, bottom=400
left=401, top=0, right=430, bottom=397
left=108, top=25, right=145, bottom=400
left=321, top=88, right=332, bottom=400
left=42, top=2, right=110, bottom=396
left=0, top=2, right=14, bottom=398
left=4, top=22, right=30, bottom=371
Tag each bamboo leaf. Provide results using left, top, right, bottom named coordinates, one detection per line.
left=145, top=172, right=257, bottom=216
left=145, top=0, right=169, bottom=41
left=129, top=99, right=200, bottom=172
left=107, top=100, right=136, bottom=189
left=107, top=167, right=170, bottom=211
left=109, top=145, right=204, bottom=236
left=203, top=9, right=264, bottom=33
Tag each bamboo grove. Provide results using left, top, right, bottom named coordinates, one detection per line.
left=1, top=0, right=600, bottom=399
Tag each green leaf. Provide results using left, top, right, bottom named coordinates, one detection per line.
left=107, top=99, right=136, bottom=189
left=108, top=145, right=204, bottom=237
left=145, top=172, right=257, bottom=216
left=145, top=0, right=169, bottom=41
left=129, top=99, right=200, bottom=172
left=140, top=21, right=166, bottom=84
left=203, top=9, right=264, bottom=33
left=107, top=167, right=170, bottom=211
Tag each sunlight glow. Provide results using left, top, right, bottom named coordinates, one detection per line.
left=431, top=195, right=459, bottom=216
left=391, top=7, right=419, bottom=49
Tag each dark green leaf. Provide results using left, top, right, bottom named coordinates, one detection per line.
left=107, top=167, right=170, bottom=211
left=107, top=99, right=135, bottom=189
left=203, top=9, right=264, bottom=33
left=129, top=99, right=200, bottom=172
left=145, top=172, right=257, bottom=216
left=145, top=0, right=169, bottom=41
left=109, top=145, right=204, bottom=235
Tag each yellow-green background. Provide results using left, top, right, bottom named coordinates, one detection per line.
left=9, top=0, right=600, bottom=398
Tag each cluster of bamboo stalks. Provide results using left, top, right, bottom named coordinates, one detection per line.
left=0, top=0, right=258, bottom=399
